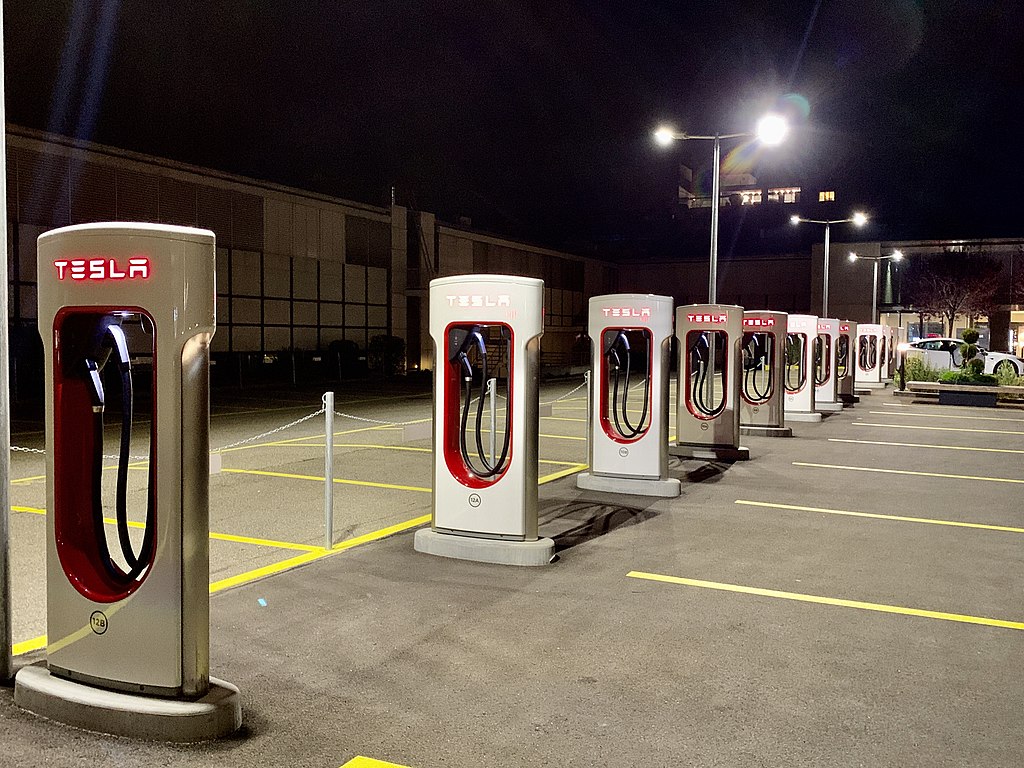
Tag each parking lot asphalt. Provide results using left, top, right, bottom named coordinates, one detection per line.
left=3, top=381, right=1024, bottom=767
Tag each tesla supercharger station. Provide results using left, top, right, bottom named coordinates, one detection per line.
left=814, top=318, right=843, bottom=412
left=855, top=323, right=886, bottom=387
left=414, top=274, right=554, bottom=566
left=784, top=314, right=822, bottom=423
left=14, top=223, right=240, bottom=742
left=837, top=320, right=858, bottom=402
left=739, top=311, right=791, bottom=437
left=885, top=325, right=899, bottom=380
left=576, top=294, right=679, bottom=497
left=671, top=304, right=749, bottom=461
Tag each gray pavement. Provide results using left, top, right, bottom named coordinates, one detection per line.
left=3, top=382, right=1024, bottom=766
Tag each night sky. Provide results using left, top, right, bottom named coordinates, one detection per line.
left=4, top=0, right=1023, bottom=250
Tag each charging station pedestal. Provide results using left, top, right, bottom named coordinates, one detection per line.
left=855, top=323, right=887, bottom=389
left=15, top=223, right=240, bottom=741
left=837, top=321, right=858, bottom=403
left=740, top=311, right=792, bottom=438
left=814, top=318, right=843, bottom=413
left=576, top=294, right=679, bottom=497
left=414, top=275, right=554, bottom=566
left=671, top=304, right=749, bottom=461
left=784, top=314, right=822, bottom=423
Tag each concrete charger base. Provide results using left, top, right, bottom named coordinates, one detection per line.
left=669, top=443, right=751, bottom=461
left=575, top=472, right=681, bottom=497
left=414, top=528, right=555, bottom=566
left=740, top=425, right=793, bottom=438
left=816, top=401, right=844, bottom=413
left=14, top=664, right=241, bottom=742
left=858, top=381, right=889, bottom=390
left=785, top=410, right=823, bottom=423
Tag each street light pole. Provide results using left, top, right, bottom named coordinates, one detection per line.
left=848, top=250, right=903, bottom=324
left=872, top=258, right=879, bottom=323
left=709, top=134, right=721, bottom=303
left=823, top=222, right=830, bottom=317
left=791, top=212, right=868, bottom=317
left=655, top=115, right=788, bottom=304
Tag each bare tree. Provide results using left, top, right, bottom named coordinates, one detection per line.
left=903, top=248, right=1002, bottom=336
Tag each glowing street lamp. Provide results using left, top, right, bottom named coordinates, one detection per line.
left=790, top=212, right=869, bottom=317
left=848, top=249, right=903, bottom=323
left=654, top=113, right=789, bottom=303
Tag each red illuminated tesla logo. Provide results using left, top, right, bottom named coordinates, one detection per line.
left=743, top=317, right=775, bottom=328
left=54, top=257, right=150, bottom=281
left=818, top=322, right=834, bottom=332
left=840, top=324, right=850, bottom=332
left=445, top=294, right=511, bottom=308
left=602, top=307, right=652, bottom=319
left=687, top=313, right=728, bottom=324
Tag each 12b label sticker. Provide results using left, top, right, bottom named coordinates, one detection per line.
left=90, top=611, right=108, bottom=635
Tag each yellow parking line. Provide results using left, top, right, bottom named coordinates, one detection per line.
left=541, top=416, right=587, bottom=423
left=11, top=474, right=46, bottom=485
left=248, top=442, right=579, bottom=468
left=794, top=461, right=1024, bottom=485
left=854, top=422, right=1024, bottom=436
left=333, top=515, right=431, bottom=552
left=868, top=411, right=1024, bottom=423
left=13, top=506, right=322, bottom=552
left=222, top=468, right=432, bottom=493
left=16, top=510, right=433, bottom=655
left=341, top=758, right=413, bottom=768
left=626, top=571, right=1024, bottom=631
left=734, top=499, right=1024, bottom=534
left=828, top=438, right=1024, bottom=455
left=539, top=464, right=588, bottom=484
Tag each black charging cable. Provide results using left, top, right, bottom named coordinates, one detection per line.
left=742, top=334, right=773, bottom=404
left=454, top=326, right=512, bottom=479
left=83, top=320, right=154, bottom=582
left=606, top=331, right=649, bottom=439
left=786, top=333, right=807, bottom=392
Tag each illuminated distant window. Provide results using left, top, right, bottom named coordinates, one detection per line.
left=767, top=187, right=801, bottom=204
left=736, top=189, right=762, bottom=205
left=819, top=190, right=836, bottom=202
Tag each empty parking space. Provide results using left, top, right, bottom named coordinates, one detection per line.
left=6, top=382, right=1024, bottom=766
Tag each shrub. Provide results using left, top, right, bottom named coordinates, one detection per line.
left=939, top=370, right=997, bottom=386
left=994, top=363, right=1024, bottom=387
left=961, top=328, right=980, bottom=345
left=893, top=354, right=942, bottom=388
left=966, top=357, right=985, bottom=375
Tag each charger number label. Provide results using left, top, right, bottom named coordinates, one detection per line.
left=90, top=611, right=108, bottom=635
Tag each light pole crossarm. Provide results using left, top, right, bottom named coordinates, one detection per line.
left=674, top=131, right=751, bottom=141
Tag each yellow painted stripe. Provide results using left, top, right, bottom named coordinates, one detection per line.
left=222, top=468, right=432, bottom=492
left=539, top=464, right=588, bottom=484
left=794, top=461, right=1024, bottom=485
left=854, top=422, right=1024, bottom=436
left=209, top=532, right=323, bottom=552
left=341, top=757, right=413, bottom=768
left=13, top=506, right=320, bottom=552
left=828, top=438, right=1024, bottom=455
left=11, top=474, right=47, bottom=485
left=626, top=571, right=1024, bottom=631
left=12, top=505, right=45, bottom=515
left=13, top=635, right=47, bottom=655
left=13, top=511, right=432, bottom=656
left=208, top=549, right=329, bottom=593
left=734, top=499, right=1024, bottom=534
left=333, top=515, right=431, bottom=551
left=868, top=410, right=1024, bottom=423
left=541, top=416, right=587, bottom=423
left=255, top=441, right=580, bottom=468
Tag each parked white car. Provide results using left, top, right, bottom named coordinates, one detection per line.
left=903, top=338, right=1024, bottom=375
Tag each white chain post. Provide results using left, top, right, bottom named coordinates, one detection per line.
left=323, top=392, right=335, bottom=550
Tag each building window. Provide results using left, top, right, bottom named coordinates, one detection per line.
left=818, top=190, right=835, bottom=202
left=767, top=187, right=801, bottom=204
left=736, top=189, right=762, bottom=205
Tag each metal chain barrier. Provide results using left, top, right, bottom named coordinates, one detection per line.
left=11, top=445, right=46, bottom=455
left=542, top=372, right=590, bottom=405
left=332, top=410, right=424, bottom=427
left=212, top=407, right=327, bottom=453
